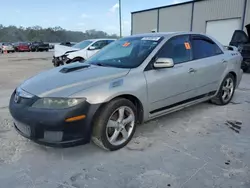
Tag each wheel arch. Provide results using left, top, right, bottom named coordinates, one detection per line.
left=93, top=94, right=144, bottom=125
left=228, top=71, right=237, bottom=83
left=72, top=56, right=85, bottom=61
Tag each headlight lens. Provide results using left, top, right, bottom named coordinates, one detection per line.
left=32, top=98, right=86, bottom=109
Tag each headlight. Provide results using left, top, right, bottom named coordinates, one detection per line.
left=32, top=98, right=86, bottom=109
left=16, top=87, right=34, bottom=98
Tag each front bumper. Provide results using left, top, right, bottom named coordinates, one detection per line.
left=52, top=56, right=70, bottom=66
left=9, top=91, right=100, bottom=147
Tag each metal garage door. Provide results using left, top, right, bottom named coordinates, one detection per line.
left=206, top=18, right=241, bottom=45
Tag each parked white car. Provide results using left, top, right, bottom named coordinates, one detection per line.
left=1, top=43, right=15, bottom=53
left=52, top=39, right=116, bottom=66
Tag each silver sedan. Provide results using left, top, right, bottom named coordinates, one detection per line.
left=9, top=32, right=243, bottom=151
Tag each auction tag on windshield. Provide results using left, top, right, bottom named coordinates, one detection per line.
left=123, top=42, right=131, bottom=47
left=184, top=42, right=191, bottom=50
left=141, top=37, right=161, bottom=41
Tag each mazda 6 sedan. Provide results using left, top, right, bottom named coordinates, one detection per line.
left=9, top=32, right=243, bottom=151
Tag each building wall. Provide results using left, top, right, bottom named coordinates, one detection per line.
left=192, top=0, right=245, bottom=33
left=245, top=0, right=250, bottom=27
left=132, top=10, right=158, bottom=34
left=159, top=3, right=192, bottom=32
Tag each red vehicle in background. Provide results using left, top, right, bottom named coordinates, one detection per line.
left=13, top=42, right=30, bottom=52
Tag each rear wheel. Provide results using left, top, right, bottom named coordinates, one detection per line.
left=92, top=98, right=137, bottom=151
left=211, top=73, right=235, bottom=105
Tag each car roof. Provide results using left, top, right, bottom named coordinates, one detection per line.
left=127, top=31, right=207, bottom=38
left=90, top=38, right=117, bottom=42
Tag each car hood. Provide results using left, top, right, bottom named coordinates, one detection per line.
left=20, top=63, right=130, bottom=98
left=54, top=44, right=80, bottom=57
left=246, top=24, right=250, bottom=38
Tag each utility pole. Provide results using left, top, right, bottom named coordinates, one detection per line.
left=119, top=0, right=122, bottom=38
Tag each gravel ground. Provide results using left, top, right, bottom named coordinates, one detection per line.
left=0, top=52, right=250, bottom=188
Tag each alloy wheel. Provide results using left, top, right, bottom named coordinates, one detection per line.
left=106, top=106, right=135, bottom=146
left=222, top=77, right=234, bottom=103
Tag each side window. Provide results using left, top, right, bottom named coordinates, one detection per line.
left=91, top=41, right=107, bottom=49
left=107, top=40, right=115, bottom=44
left=157, top=35, right=192, bottom=64
left=192, top=37, right=223, bottom=60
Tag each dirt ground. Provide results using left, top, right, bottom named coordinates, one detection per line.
left=0, top=52, right=250, bottom=188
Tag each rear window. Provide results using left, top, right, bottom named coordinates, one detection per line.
left=192, top=38, right=223, bottom=59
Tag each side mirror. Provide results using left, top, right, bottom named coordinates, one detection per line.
left=153, top=58, right=174, bottom=69
left=88, top=46, right=96, bottom=50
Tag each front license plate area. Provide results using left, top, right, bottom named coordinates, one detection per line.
left=15, top=121, right=31, bottom=137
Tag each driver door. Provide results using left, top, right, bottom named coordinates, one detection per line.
left=86, top=40, right=108, bottom=58
left=144, top=35, right=198, bottom=113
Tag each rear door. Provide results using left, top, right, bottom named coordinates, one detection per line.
left=190, top=35, right=227, bottom=95
left=144, top=35, right=198, bottom=113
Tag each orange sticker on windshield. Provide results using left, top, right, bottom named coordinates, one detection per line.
left=184, top=42, right=191, bottom=50
left=123, top=42, right=130, bottom=47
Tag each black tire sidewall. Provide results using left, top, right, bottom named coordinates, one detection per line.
left=94, top=98, right=137, bottom=151
left=217, top=74, right=236, bottom=105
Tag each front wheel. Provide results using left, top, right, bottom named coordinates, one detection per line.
left=92, top=98, right=137, bottom=151
left=211, top=73, right=236, bottom=105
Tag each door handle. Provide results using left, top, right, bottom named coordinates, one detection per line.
left=189, top=68, right=197, bottom=73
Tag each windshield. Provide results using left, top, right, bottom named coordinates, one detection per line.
left=87, top=36, right=162, bottom=68
left=72, top=40, right=93, bottom=49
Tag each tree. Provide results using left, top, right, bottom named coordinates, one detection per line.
left=0, top=25, right=118, bottom=42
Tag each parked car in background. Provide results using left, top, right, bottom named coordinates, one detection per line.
left=30, top=41, right=50, bottom=52
left=60, top=42, right=75, bottom=47
left=230, top=24, right=250, bottom=72
left=14, top=42, right=30, bottom=52
left=49, top=44, right=55, bottom=49
left=9, top=32, right=242, bottom=150
left=52, top=39, right=115, bottom=67
left=1, top=42, right=15, bottom=53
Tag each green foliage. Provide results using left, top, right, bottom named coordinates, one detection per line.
left=0, top=25, right=118, bottom=42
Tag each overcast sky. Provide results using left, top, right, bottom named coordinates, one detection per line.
left=0, top=0, right=188, bottom=36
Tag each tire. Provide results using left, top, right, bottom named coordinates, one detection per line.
left=53, top=62, right=60, bottom=67
left=211, top=73, right=236, bottom=105
left=92, top=98, right=137, bottom=151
